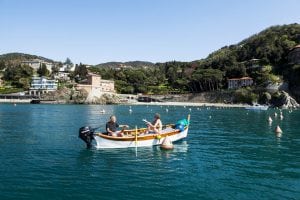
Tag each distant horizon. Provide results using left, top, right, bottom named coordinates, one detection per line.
left=0, top=0, right=299, bottom=65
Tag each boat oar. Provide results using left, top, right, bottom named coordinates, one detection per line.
left=135, top=126, right=138, bottom=157
left=135, top=126, right=138, bottom=146
left=91, top=127, right=101, bottom=136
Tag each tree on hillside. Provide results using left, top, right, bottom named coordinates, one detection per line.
left=37, top=63, right=49, bottom=77
left=73, top=63, right=88, bottom=81
left=18, top=78, right=31, bottom=90
left=64, top=58, right=73, bottom=65
left=3, top=64, right=33, bottom=89
left=225, top=65, right=247, bottom=78
left=190, top=68, right=224, bottom=92
left=0, top=61, right=6, bottom=70
left=51, top=63, right=60, bottom=74
left=3, top=65, right=33, bottom=81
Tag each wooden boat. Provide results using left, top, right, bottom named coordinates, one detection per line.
left=79, top=115, right=190, bottom=149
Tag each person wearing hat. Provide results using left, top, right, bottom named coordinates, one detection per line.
left=146, top=113, right=162, bottom=134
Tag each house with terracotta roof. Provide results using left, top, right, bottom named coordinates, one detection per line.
left=228, top=77, right=253, bottom=89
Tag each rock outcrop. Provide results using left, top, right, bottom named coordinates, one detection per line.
left=271, top=91, right=299, bottom=108
left=85, top=93, right=120, bottom=104
left=71, top=89, right=88, bottom=104
left=40, top=86, right=120, bottom=104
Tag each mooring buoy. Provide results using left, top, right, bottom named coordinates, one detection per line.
left=160, top=136, right=174, bottom=150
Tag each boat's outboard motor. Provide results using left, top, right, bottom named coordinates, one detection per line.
left=79, top=126, right=95, bottom=148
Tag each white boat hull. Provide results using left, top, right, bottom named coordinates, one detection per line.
left=245, top=105, right=268, bottom=110
left=94, top=127, right=188, bottom=149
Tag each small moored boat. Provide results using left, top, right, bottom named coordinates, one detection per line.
left=245, top=104, right=268, bottom=111
left=79, top=115, right=190, bottom=149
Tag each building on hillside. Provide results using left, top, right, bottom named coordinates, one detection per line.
left=21, top=59, right=54, bottom=72
left=55, top=71, right=70, bottom=81
left=29, top=76, right=58, bottom=96
left=75, top=74, right=115, bottom=95
left=53, top=63, right=76, bottom=81
left=228, top=77, right=253, bottom=89
left=61, top=63, right=75, bottom=72
left=53, top=64, right=74, bottom=81
left=245, top=58, right=263, bottom=69
left=288, top=44, right=300, bottom=64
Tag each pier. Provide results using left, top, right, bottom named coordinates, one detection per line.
left=0, top=94, right=36, bottom=103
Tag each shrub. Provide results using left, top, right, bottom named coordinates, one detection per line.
left=234, top=88, right=258, bottom=104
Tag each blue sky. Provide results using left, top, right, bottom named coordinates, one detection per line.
left=0, top=0, right=299, bottom=64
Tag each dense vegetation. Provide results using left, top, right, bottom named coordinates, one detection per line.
left=2, top=64, right=33, bottom=90
left=94, top=61, right=155, bottom=69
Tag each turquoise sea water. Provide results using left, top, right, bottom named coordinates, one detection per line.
left=0, top=104, right=299, bottom=200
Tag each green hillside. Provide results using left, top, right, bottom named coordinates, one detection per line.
left=94, top=61, right=155, bottom=69
left=0, top=53, right=54, bottom=65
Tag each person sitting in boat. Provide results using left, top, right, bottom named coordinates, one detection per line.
left=145, top=113, right=162, bottom=134
left=106, top=115, right=128, bottom=137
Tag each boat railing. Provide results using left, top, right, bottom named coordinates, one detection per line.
left=122, top=124, right=175, bottom=136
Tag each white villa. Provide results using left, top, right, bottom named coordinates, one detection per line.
left=29, top=76, right=58, bottom=96
left=54, top=64, right=75, bottom=80
left=228, top=77, right=254, bottom=89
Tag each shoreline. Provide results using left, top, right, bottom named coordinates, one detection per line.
left=128, top=101, right=249, bottom=108
left=0, top=99, right=248, bottom=107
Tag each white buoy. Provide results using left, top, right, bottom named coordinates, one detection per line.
left=209, top=115, right=212, bottom=119
left=274, top=112, right=278, bottom=117
left=189, top=108, right=192, bottom=112
left=129, top=108, right=133, bottom=113
left=268, top=116, right=273, bottom=123
left=280, top=114, right=284, bottom=120
left=160, top=136, right=174, bottom=150
left=100, top=109, right=105, bottom=114
left=166, top=108, right=168, bottom=112
left=275, top=125, right=283, bottom=134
